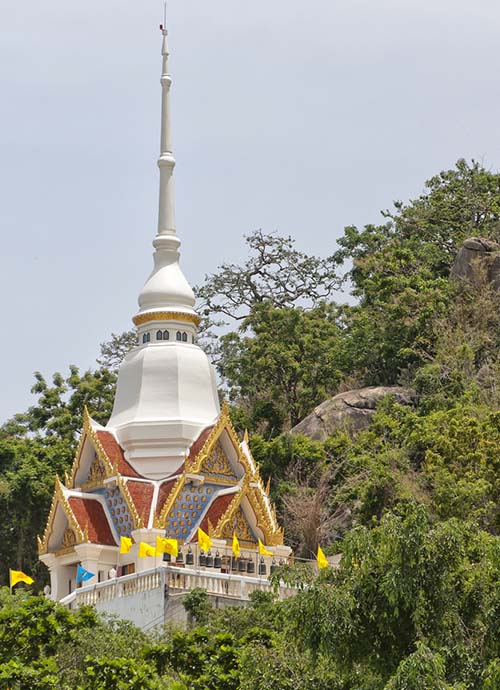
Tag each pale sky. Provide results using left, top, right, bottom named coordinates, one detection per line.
left=1, top=0, right=500, bottom=421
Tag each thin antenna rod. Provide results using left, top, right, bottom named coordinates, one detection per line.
left=160, top=2, right=167, bottom=32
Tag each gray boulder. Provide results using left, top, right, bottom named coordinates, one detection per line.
left=451, top=237, right=500, bottom=290
left=291, top=386, right=416, bottom=441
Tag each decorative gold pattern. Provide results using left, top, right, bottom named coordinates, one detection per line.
left=183, top=404, right=285, bottom=546
left=82, top=455, right=107, bottom=490
left=118, top=477, right=143, bottom=529
left=220, top=507, right=254, bottom=543
left=69, top=408, right=115, bottom=488
left=186, top=402, right=254, bottom=479
left=133, top=311, right=201, bottom=327
left=212, top=480, right=247, bottom=538
left=61, top=527, right=77, bottom=548
left=265, top=476, right=271, bottom=496
left=38, top=478, right=86, bottom=555
left=200, top=441, right=237, bottom=480
left=153, top=474, right=185, bottom=529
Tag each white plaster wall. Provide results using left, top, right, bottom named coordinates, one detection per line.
left=95, top=586, right=165, bottom=631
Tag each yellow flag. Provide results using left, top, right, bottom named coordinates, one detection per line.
left=232, top=533, right=240, bottom=558
left=197, top=527, right=212, bottom=552
left=156, top=536, right=178, bottom=557
left=317, top=545, right=329, bottom=570
left=258, top=539, right=272, bottom=556
left=138, top=542, right=156, bottom=558
left=120, top=536, right=133, bottom=554
left=10, top=569, right=34, bottom=589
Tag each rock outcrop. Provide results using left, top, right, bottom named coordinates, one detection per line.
left=291, top=386, right=416, bottom=441
left=450, top=237, right=500, bottom=291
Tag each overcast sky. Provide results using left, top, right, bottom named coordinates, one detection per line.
left=1, top=0, right=500, bottom=421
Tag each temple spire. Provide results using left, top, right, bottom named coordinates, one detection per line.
left=134, top=20, right=197, bottom=322
left=157, top=21, right=176, bottom=238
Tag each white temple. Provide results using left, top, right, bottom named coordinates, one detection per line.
left=38, top=24, right=290, bottom=618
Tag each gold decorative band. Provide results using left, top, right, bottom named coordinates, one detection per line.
left=133, top=311, right=201, bottom=327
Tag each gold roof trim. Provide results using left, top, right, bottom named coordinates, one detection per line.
left=38, top=477, right=86, bottom=555
left=212, top=478, right=249, bottom=538
left=186, top=402, right=257, bottom=479
left=69, top=408, right=115, bottom=488
left=118, top=477, right=143, bottom=530
left=133, top=311, right=201, bottom=327
left=247, top=483, right=284, bottom=546
left=153, top=473, right=186, bottom=529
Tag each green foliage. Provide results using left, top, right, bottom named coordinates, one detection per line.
left=80, top=656, right=164, bottom=690
left=145, top=629, right=240, bottom=690
left=0, top=342, right=120, bottom=586
left=0, top=658, right=59, bottom=690
left=219, top=302, right=343, bottom=432
left=383, top=644, right=449, bottom=690
left=7, top=159, right=500, bottom=687
left=0, top=590, right=97, bottom=664
left=334, top=159, right=500, bottom=383
left=182, top=588, right=211, bottom=625
left=97, top=330, right=137, bottom=372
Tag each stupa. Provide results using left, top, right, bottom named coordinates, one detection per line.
left=38, top=23, right=289, bottom=604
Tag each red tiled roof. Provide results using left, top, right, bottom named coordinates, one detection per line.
left=126, top=480, right=155, bottom=526
left=197, top=492, right=236, bottom=536
left=69, top=497, right=116, bottom=546
left=96, top=430, right=143, bottom=479
left=186, top=426, right=214, bottom=464
left=155, top=479, right=178, bottom=519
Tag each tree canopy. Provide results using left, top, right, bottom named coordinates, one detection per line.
left=4, top=159, right=500, bottom=685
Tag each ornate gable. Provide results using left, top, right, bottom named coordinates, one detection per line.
left=70, top=409, right=115, bottom=489
left=198, top=440, right=238, bottom=483
left=38, top=478, right=86, bottom=555
left=185, top=403, right=252, bottom=480
left=220, top=506, right=256, bottom=544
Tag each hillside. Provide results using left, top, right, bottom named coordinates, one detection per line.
left=3, top=159, right=500, bottom=687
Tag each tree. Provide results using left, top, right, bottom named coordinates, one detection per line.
left=196, top=230, right=339, bottom=325
left=333, top=159, right=500, bottom=384
left=97, top=331, right=137, bottom=372
left=0, top=333, right=126, bottom=587
left=219, top=302, right=343, bottom=433
left=283, top=504, right=500, bottom=687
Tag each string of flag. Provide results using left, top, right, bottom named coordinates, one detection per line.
left=6, top=536, right=331, bottom=594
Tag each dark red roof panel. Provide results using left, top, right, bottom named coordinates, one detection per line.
left=96, top=430, right=143, bottom=479
left=186, top=426, right=214, bottom=464
left=69, top=497, right=116, bottom=546
left=155, top=479, right=178, bottom=519
left=197, top=492, right=236, bottom=536
left=126, top=480, right=155, bottom=526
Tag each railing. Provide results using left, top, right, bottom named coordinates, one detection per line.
left=59, top=564, right=295, bottom=609
left=165, top=566, right=295, bottom=600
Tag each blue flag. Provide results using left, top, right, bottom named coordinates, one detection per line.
left=76, top=564, right=95, bottom=584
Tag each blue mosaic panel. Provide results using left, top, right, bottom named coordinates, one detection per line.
left=91, top=486, right=133, bottom=538
left=164, top=483, right=217, bottom=541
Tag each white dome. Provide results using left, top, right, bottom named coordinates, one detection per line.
left=137, top=235, right=196, bottom=319
left=107, top=341, right=220, bottom=479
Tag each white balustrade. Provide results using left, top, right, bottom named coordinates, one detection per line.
left=63, top=564, right=295, bottom=610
